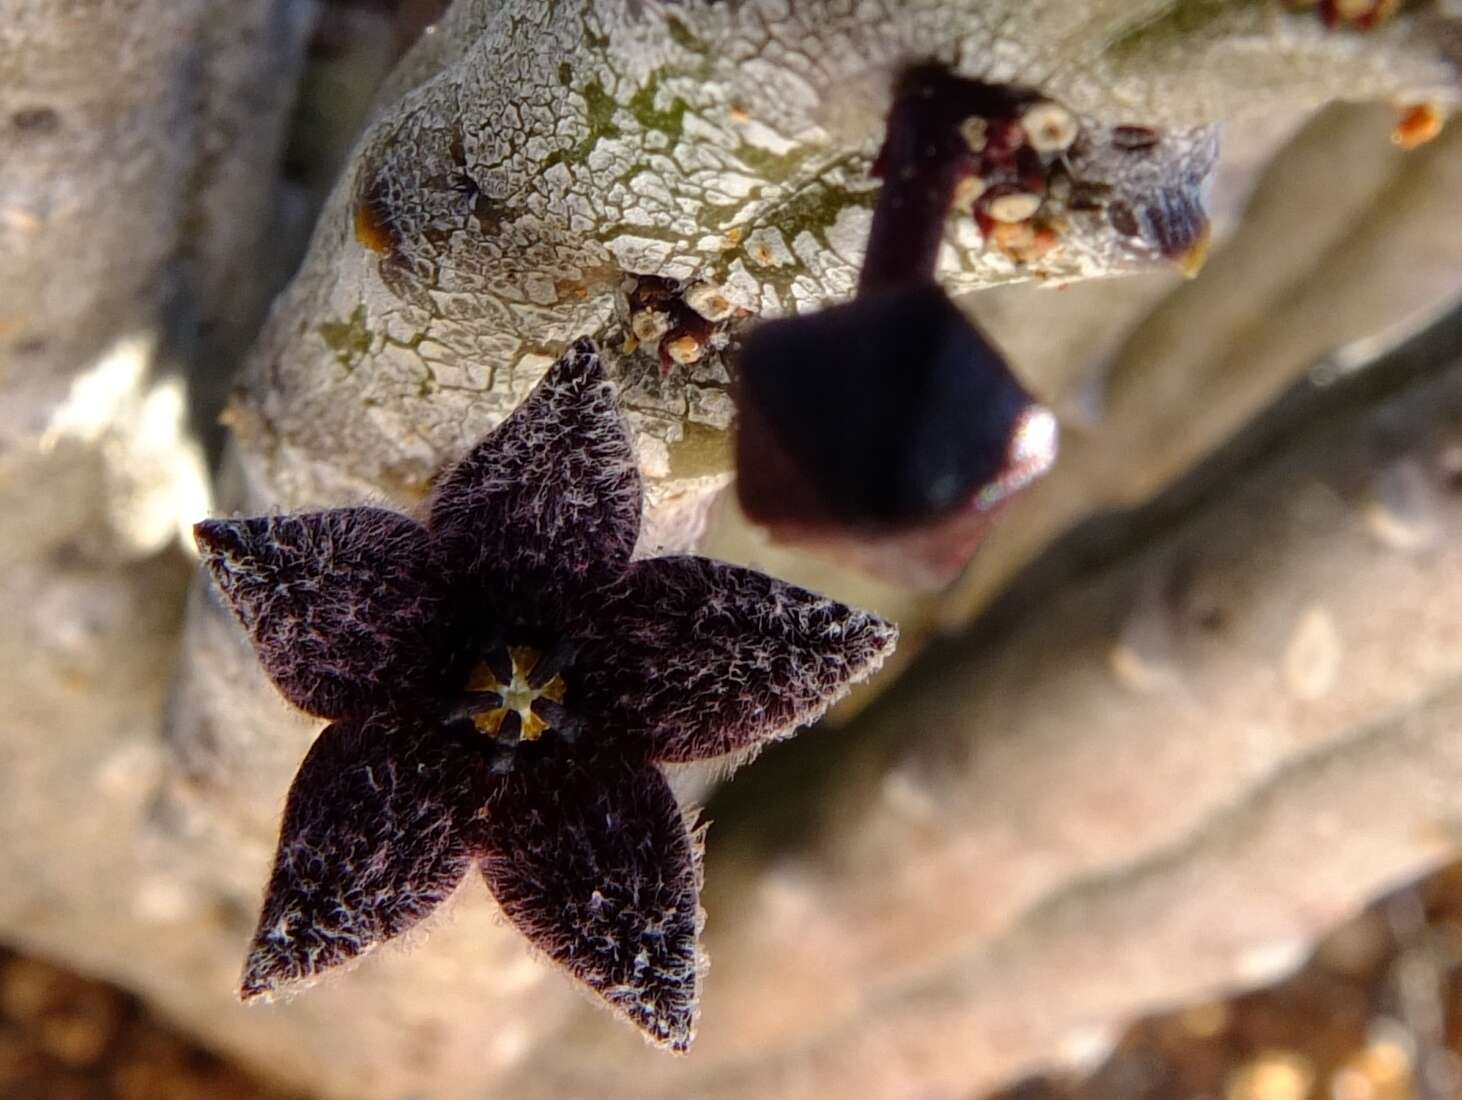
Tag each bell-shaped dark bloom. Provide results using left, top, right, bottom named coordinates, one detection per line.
left=735, top=65, right=1062, bottom=588
left=194, top=339, right=897, bottom=1052
left=736, top=284, right=1057, bottom=587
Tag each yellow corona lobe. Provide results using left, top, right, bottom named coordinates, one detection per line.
left=466, top=646, right=567, bottom=742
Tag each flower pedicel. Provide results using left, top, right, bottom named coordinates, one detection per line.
left=194, top=338, right=897, bottom=1052
left=734, top=65, right=1062, bottom=589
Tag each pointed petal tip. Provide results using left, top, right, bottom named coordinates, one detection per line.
left=653, top=1020, right=696, bottom=1056
left=1172, top=219, right=1213, bottom=278
left=191, top=517, right=236, bottom=559
left=620, top=999, right=697, bottom=1055
left=237, top=953, right=279, bottom=1004
left=237, top=928, right=311, bottom=1005
left=867, top=613, right=901, bottom=662
left=567, top=334, right=599, bottom=358
left=556, top=335, right=604, bottom=383
left=817, top=609, right=899, bottom=718
left=238, top=954, right=316, bottom=1006
left=841, top=597, right=901, bottom=656
left=843, top=612, right=900, bottom=686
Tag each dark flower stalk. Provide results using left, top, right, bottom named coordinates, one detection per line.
left=858, top=67, right=1028, bottom=295
left=734, top=64, right=1059, bottom=588
left=194, top=339, right=897, bottom=1052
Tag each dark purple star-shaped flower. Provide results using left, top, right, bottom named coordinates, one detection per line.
left=194, top=338, right=897, bottom=1052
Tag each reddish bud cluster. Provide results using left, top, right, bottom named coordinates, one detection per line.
left=959, top=106, right=1072, bottom=257
left=624, top=274, right=746, bottom=376
left=869, top=70, right=1083, bottom=269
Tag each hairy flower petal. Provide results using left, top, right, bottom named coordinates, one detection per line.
left=195, top=509, right=450, bottom=719
left=575, top=556, right=899, bottom=764
left=480, top=756, right=702, bottom=1052
left=240, top=715, right=487, bottom=1001
left=427, top=338, right=642, bottom=628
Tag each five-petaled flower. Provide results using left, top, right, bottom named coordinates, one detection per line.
left=193, top=338, right=897, bottom=1052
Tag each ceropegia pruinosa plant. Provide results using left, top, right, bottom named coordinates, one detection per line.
left=194, top=339, right=897, bottom=1052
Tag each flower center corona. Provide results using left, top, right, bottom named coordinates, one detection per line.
left=463, top=644, right=571, bottom=745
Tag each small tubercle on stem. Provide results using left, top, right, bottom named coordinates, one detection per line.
left=621, top=273, right=748, bottom=378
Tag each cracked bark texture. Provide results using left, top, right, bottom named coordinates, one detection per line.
left=227, top=0, right=1461, bottom=521
left=4, top=2, right=1462, bottom=1099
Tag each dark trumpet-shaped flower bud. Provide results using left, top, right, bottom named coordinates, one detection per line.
left=737, top=285, right=1039, bottom=524
left=734, top=64, right=1058, bottom=588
